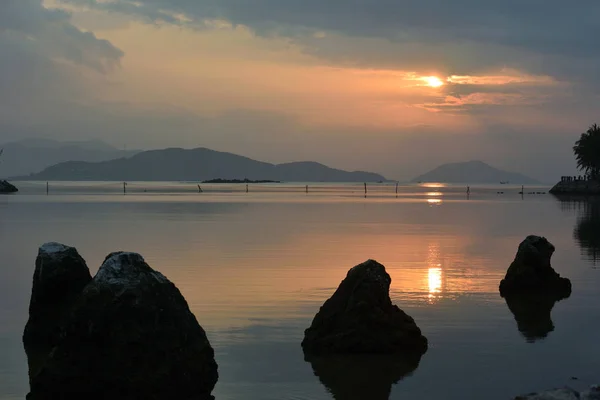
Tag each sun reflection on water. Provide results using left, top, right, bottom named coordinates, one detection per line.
left=427, top=242, right=443, bottom=302
left=426, top=190, right=443, bottom=205
left=428, top=267, right=442, bottom=301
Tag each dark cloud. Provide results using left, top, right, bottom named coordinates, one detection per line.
left=0, top=0, right=124, bottom=138
left=1, top=0, right=123, bottom=71
left=0, top=0, right=125, bottom=120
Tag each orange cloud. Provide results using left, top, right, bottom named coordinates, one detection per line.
left=447, top=70, right=558, bottom=86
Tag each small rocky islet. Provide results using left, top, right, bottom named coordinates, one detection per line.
left=302, top=259, right=428, bottom=400
left=549, top=176, right=600, bottom=195
left=499, top=235, right=571, bottom=297
left=499, top=235, right=572, bottom=343
left=301, top=259, right=428, bottom=356
left=0, top=179, right=18, bottom=193
left=21, top=238, right=590, bottom=399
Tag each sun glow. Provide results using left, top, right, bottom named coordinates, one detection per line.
left=423, top=76, right=444, bottom=87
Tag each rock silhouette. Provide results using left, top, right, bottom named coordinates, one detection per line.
left=306, top=353, right=423, bottom=400
left=504, top=291, right=569, bottom=342
left=302, top=259, right=427, bottom=355
left=23, top=243, right=92, bottom=381
left=514, top=385, right=600, bottom=399
left=0, top=180, right=18, bottom=193
left=499, top=236, right=571, bottom=297
left=25, top=248, right=218, bottom=400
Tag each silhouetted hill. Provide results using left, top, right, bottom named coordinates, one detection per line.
left=0, top=139, right=138, bottom=178
left=411, top=161, right=538, bottom=184
left=14, top=147, right=387, bottom=182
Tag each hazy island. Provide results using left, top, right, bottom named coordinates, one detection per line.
left=411, top=160, right=538, bottom=184
left=550, top=124, right=600, bottom=195
left=202, top=178, right=280, bottom=183
left=13, top=147, right=386, bottom=183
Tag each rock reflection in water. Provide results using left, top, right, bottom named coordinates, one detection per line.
left=504, top=291, right=570, bottom=342
left=305, top=353, right=423, bottom=400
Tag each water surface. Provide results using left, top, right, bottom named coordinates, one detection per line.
left=1, top=182, right=598, bottom=399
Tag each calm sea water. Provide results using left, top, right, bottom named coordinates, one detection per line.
left=1, top=181, right=599, bottom=399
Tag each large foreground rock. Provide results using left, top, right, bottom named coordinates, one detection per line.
left=302, top=259, right=427, bottom=355
left=23, top=243, right=92, bottom=379
left=0, top=180, right=18, bottom=193
left=27, top=251, right=218, bottom=400
left=500, top=236, right=571, bottom=297
left=514, top=385, right=600, bottom=400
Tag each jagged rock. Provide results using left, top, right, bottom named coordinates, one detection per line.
left=23, top=243, right=92, bottom=379
left=514, top=387, right=579, bottom=400
left=27, top=251, right=218, bottom=400
left=500, top=236, right=571, bottom=297
left=301, top=259, right=427, bottom=355
left=582, top=385, right=600, bottom=400
left=0, top=180, right=18, bottom=193
left=306, top=353, right=422, bottom=400
left=515, top=385, right=600, bottom=400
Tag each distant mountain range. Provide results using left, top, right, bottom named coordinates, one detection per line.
left=13, top=147, right=387, bottom=182
left=411, top=160, right=539, bottom=184
left=0, top=139, right=138, bottom=178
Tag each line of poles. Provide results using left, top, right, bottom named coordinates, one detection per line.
left=40, top=181, right=533, bottom=198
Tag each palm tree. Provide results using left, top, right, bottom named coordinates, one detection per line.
left=573, top=124, right=600, bottom=179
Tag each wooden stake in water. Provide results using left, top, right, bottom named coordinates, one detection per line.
left=46, top=181, right=49, bottom=195
left=364, top=182, right=367, bottom=197
left=395, top=182, right=398, bottom=195
left=246, top=184, right=249, bottom=193
left=197, top=184, right=203, bottom=193
left=305, top=184, right=308, bottom=194
left=123, top=182, right=127, bottom=195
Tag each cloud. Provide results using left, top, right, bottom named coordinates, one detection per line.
left=1, top=0, right=123, bottom=71
left=58, top=0, right=600, bottom=79
left=0, top=0, right=124, bottom=136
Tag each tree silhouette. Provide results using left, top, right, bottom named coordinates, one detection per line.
left=554, top=196, right=600, bottom=265
left=573, top=124, right=600, bottom=179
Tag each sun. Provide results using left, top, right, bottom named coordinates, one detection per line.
left=423, top=76, right=444, bottom=87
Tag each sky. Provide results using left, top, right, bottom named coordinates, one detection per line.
left=1, top=0, right=599, bottom=181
